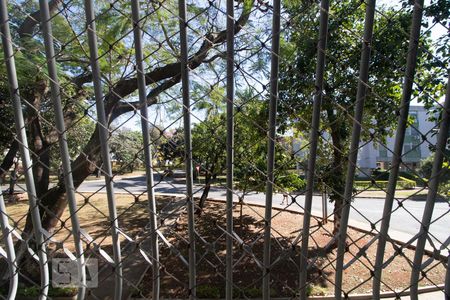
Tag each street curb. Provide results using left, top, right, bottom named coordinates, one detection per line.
left=305, top=283, right=445, bottom=299
left=79, top=190, right=443, bottom=257
left=78, top=192, right=445, bottom=299
left=204, top=197, right=445, bottom=260
left=129, top=284, right=445, bottom=300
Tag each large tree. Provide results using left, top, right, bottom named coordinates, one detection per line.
left=190, top=95, right=302, bottom=212
left=278, top=0, right=445, bottom=235
left=0, top=0, right=255, bottom=274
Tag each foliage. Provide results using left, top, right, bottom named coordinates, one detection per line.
left=278, top=0, right=441, bottom=232
left=15, top=285, right=77, bottom=297
left=196, top=285, right=221, bottom=299
left=276, top=173, right=306, bottom=193
left=190, top=96, right=299, bottom=197
left=305, top=284, right=327, bottom=296
left=371, top=169, right=427, bottom=186
left=49, top=113, right=96, bottom=171
left=162, top=94, right=301, bottom=202
left=0, top=89, right=14, bottom=158
left=233, top=97, right=298, bottom=196
left=192, top=114, right=227, bottom=179
left=109, top=129, right=143, bottom=173
left=419, top=154, right=450, bottom=195
left=159, top=129, right=185, bottom=166
left=354, top=178, right=416, bottom=191
left=239, top=287, right=276, bottom=298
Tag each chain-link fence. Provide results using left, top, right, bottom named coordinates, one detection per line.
left=0, top=0, right=448, bottom=299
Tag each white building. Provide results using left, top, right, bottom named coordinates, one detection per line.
left=358, top=105, right=437, bottom=173
left=292, top=105, right=439, bottom=175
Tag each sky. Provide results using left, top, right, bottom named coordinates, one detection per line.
left=114, top=0, right=448, bottom=133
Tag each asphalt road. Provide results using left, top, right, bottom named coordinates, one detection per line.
left=75, top=174, right=450, bottom=250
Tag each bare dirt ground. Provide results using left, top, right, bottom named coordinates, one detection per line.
left=1, top=194, right=445, bottom=298
left=140, top=201, right=446, bottom=298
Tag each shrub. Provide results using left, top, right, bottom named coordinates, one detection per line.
left=243, top=287, right=261, bottom=298
left=15, top=286, right=77, bottom=297
left=371, top=169, right=427, bottom=187
left=371, top=169, right=389, bottom=180
left=197, top=285, right=221, bottom=299
left=243, top=287, right=276, bottom=298
left=354, top=177, right=416, bottom=190
left=276, top=173, right=306, bottom=192
left=305, top=284, right=327, bottom=296
left=439, top=182, right=450, bottom=198
left=49, top=287, right=78, bottom=297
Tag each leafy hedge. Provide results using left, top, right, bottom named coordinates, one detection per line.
left=371, top=169, right=426, bottom=186
left=355, top=176, right=416, bottom=190
left=276, top=173, right=306, bottom=192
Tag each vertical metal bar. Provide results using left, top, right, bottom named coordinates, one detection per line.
left=0, top=1, right=50, bottom=298
left=225, top=0, right=235, bottom=299
left=446, top=254, right=450, bottom=300
left=372, top=1, right=424, bottom=298
left=83, top=1, right=123, bottom=298
left=178, top=0, right=197, bottom=298
left=298, top=1, right=329, bottom=299
left=410, top=75, right=449, bottom=300
left=262, top=0, right=281, bottom=299
left=131, top=1, right=160, bottom=299
left=0, top=179, right=18, bottom=300
left=334, top=1, right=376, bottom=299
left=38, top=1, right=86, bottom=297
left=322, top=190, right=328, bottom=224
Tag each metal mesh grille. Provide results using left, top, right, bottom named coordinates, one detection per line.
left=0, top=0, right=448, bottom=299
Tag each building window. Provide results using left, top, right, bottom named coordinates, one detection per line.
left=379, top=148, right=388, bottom=158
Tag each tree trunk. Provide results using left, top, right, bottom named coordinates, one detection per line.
left=20, top=126, right=101, bottom=238
left=2, top=0, right=256, bottom=285
left=0, top=140, right=19, bottom=179
left=239, top=195, right=244, bottom=227
left=325, top=109, right=347, bottom=239
left=198, top=172, right=212, bottom=213
left=8, top=161, right=18, bottom=196
left=239, top=179, right=250, bottom=227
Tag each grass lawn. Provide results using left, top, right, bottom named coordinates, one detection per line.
left=355, top=188, right=446, bottom=200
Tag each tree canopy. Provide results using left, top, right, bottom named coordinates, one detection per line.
left=0, top=0, right=256, bottom=251
left=278, top=0, right=447, bottom=233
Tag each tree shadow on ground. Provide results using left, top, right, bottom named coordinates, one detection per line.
left=131, top=200, right=334, bottom=299
left=405, top=194, right=448, bottom=202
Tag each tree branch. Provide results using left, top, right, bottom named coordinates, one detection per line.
left=111, top=75, right=181, bottom=120
left=17, top=0, right=62, bottom=38
left=72, top=72, right=93, bottom=88
left=44, top=108, right=77, bottom=145
left=105, top=0, right=254, bottom=117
